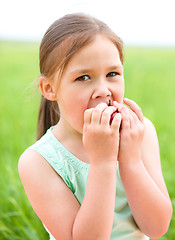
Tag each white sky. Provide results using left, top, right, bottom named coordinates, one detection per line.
left=0, top=0, right=175, bottom=46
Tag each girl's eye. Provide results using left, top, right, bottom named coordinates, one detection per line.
left=75, top=75, right=90, bottom=81
left=106, top=72, right=119, bottom=77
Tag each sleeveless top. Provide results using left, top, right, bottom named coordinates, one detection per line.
left=28, top=127, right=149, bottom=240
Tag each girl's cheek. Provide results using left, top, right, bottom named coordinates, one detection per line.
left=114, top=92, right=124, bottom=104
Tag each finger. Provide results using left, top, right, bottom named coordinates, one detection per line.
left=111, top=112, right=121, bottom=129
left=113, top=101, right=133, bottom=121
left=101, top=106, right=117, bottom=125
left=91, top=103, right=108, bottom=124
left=123, top=98, right=144, bottom=123
left=119, top=103, right=140, bottom=126
left=84, top=108, right=93, bottom=124
left=126, top=106, right=140, bottom=124
left=121, top=105, right=143, bottom=132
left=112, top=101, right=123, bottom=112
left=120, top=107, right=131, bottom=130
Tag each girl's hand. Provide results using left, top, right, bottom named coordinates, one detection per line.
left=113, top=98, right=144, bottom=166
left=83, top=103, right=121, bottom=165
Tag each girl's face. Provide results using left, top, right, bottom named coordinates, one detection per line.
left=56, top=34, right=124, bottom=136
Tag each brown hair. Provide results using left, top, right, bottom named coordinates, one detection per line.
left=37, top=13, right=124, bottom=140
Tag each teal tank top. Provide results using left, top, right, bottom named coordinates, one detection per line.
left=28, top=127, right=149, bottom=240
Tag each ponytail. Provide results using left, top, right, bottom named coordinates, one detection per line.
left=37, top=95, right=60, bottom=140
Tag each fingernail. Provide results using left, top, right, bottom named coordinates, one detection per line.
left=113, top=101, right=119, bottom=105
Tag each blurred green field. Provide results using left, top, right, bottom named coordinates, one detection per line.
left=0, top=41, right=174, bottom=239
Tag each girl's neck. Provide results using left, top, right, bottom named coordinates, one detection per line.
left=52, top=122, right=90, bottom=164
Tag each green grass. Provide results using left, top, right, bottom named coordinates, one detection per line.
left=0, top=41, right=174, bottom=239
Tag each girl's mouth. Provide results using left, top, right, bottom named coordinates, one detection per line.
left=108, top=99, right=112, bottom=106
left=109, top=99, right=119, bottom=124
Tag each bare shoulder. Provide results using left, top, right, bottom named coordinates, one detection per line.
left=143, top=116, right=157, bottom=137
left=142, top=116, right=159, bottom=152
left=141, top=116, right=160, bottom=167
left=18, top=149, right=80, bottom=239
left=18, top=149, right=58, bottom=184
left=18, top=149, right=48, bottom=180
left=18, top=149, right=57, bottom=193
left=141, top=117, right=170, bottom=198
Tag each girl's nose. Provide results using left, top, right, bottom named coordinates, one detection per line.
left=91, top=79, right=111, bottom=99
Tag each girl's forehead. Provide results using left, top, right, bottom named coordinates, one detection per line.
left=67, top=35, right=121, bottom=66
left=60, top=36, right=123, bottom=79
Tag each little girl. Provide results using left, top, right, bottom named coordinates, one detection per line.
left=18, top=13, right=172, bottom=240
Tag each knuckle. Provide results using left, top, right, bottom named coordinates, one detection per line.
left=131, top=129, right=137, bottom=138
left=93, top=108, right=101, bottom=115
left=122, top=132, right=130, bottom=141
left=123, top=119, right=130, bottom=127
left=138, top=107, right=142, bottom=113
left=140, top=125, right=145, bottom=136
left=101, top=127, right=111, bottom=136
left=112, top=119, right=121, bottom=128
left=102, top=111, right=109, bottom=118
left=131, top=125, right=144, bottom=138
left=91, top=126, right=101, bottom=135
left=84, top=108, right=92, bottom=116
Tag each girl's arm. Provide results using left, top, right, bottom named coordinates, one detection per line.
left=19, top=150, right=80, bottom=240
left=74, top=103, right=121, bottom=240
left=115, top=99, right=172, bottom=239
left=19, top=103, right=121, bottom=240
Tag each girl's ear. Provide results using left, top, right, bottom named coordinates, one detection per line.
left=39, top=76, right=58, bottom=101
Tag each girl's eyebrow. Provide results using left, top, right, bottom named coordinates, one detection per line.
left=70, top=68, right=92, bottom=75
left=70, top=65, right=123, bottom=76
left=108, top=65, right=123, bottom=71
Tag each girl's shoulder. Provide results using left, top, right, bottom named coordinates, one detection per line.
left=18, top=126, right=87, bottom=199
left=18, top=126, right=63, bottom=179
left=141, top=117, right=169, bottom=195
left=18, top=127, right=62, bottom=196
left=18, top=147, right=54, bottom=191
left=142, top=116, right=159, bottom=156
left=18, top=147, right=45, bottom=172
left=141, top=116, right=160, bottom=174
left=18, top=128, right=53, bottom=180
left=142, top=116, right=158, bottom=147
left=143, top=116, right=156, bottom=131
